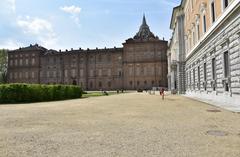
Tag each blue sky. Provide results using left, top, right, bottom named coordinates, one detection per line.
left=0, top=0, right=181, bottom=50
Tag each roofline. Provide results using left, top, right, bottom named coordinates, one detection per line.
left=170, top=5, right=181, bottom=29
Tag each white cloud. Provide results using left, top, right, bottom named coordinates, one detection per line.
left=7, top=0, right=16, bottom=12
left=16, top=16, right=59, bottom=49
left=60, top=5, right=81, bottom=14
left=60, top=5, right=81, bottom=26
left=0, top=39, right=23, bottom=50
left=17, top=16, right=53, bottom=34
left=0, top=0, right=16, bottom=13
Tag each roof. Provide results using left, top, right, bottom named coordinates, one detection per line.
left=133, top=15, right=159, bottom=41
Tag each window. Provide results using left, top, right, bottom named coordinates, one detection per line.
left=198, top=66, right=200, bottom=90
left=129, top=67, right=133, bottom=76
left=10, top=73, right=13, bottom=79
left=32, top=58, right=35, bottom=65
left=197, top=24, right=200, bottom=40
left=98, top=69, right=102, bottom=77
left=211, top=1, right=216, bottom=23
left=71, top=69, right=76, bottom=77
left=14, top=72, right=17, bottom=79
left=129, top=81, right=133, bottom=86
left=107, top=69, right=111, bottom=76
left=137, top=81, right=140, bottom=86
left=31, top=72, right=35, bottom=79
left=19, top=59, right=22, bottom=66
left=47, top=71, right=50, bottom=78
left=53, top=71, right=57, bottom=78
left=212, top=58, right=216, bottom=80
left=99, top=82, right=102, bottom=88
left=223, top=0, right=229, bottom=9
left=108, top=81, right=111, bottom=88
left=189, top=71, right=192, bottom=89
left=193, top=69, right=196, bottom=90
left=26, top=59, right=29, bottom=66
left=136, top=67, right=140, bottom=76
left=90, top=82, right=93, bottom=88
left=80, top=69, right=84, bottom=77
left=144, top=80, right=147, bottom=85
left=118, top=70, right=122, bottom=77
left=203, top=15, right=207, bottom=33
left=192, top=29, right=195, bottom=46
left=90, top=70, right=94, bottom=77
left=204, top=63, right=207, bottom=91
left=19, top=72, right=22, bottom=79
left=25, top=72, right=29, bottom=79
left=224, top=51, right=229, bottom=78
left=14, top=59, right=18, bottom=66
left=151, top=80, right=154, bottom=86
left=64, top=70, right=68, bottom=78
left=204, top=63, right=207, bottom=81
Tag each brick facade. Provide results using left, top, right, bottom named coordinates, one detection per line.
left=7, top=16, right=168, bottom=91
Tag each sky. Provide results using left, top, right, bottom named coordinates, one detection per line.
left=0, top=0, right=181, bottom=50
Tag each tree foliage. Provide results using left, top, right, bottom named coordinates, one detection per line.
left=0, top=49, right=8, bottom=83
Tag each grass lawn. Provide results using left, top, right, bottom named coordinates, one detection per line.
left=82, top=91, right=121, bottom=98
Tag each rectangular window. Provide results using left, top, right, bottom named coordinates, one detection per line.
left=193, top=69, right=196, bottom=90
left=26, top=59, right=29, bottom=66
left=189, top=71, right=192, bottom=89
left=10, top=60, right=13, bottom=66
left=107, top=69, right=111, bottom=76
left=25, top=72, right=29, bottom=79
left=197, top=24, right=200, bottom=40
left=32, top=58, right=35, bottom=65
left=211, top=2, right=216, bottom=23
left=71, top=69, right=76, bottom=77
left=224, top=51, right=229, bottom=78
left=204, top=63, right=207, bottom=81
left=64, top=70, right=68, bottom=78
left=32, top=72, right=35, bottom=79
left=20, top=59, right=23, bottom=66
left=14, top=59, right=18, bottom=66
left=223, top=0, right=229, bottom=9
left=198, top=66, right=200, bottom=90
left=53, top=71, right=57, bottom=78
left=212, top=58, right=216, bottom=80
left=80, top=69, right=84, bottom=77
left=203, top=15, right=207, bottom=33
left=19, top=72, right=22, bottom=79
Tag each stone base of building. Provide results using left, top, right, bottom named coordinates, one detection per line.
left=185, top=90, right=240, bottom=112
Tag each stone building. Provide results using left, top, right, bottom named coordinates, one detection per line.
left=168, top=6, right=186, bottom=94
left=169, top=0, right=240, bottom=108
left=7, top=16, right=168, bottom=91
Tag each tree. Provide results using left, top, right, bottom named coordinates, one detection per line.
left=0, top=49, right=8, bottom=84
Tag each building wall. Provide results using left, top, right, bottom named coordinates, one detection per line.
left=184, top=0, right=240, bottom=107
left=123, top=40, right=168, bottom=90
left=7, top=41, right=168, bottom=91
left=184, top=0, right=235, bottom=56
left=168, top=6, right=186, bottom=94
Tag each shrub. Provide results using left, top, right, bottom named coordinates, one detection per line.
left=0, top=84, right=83, bottom=104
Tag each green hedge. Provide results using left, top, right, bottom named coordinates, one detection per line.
left=0, top=84, right=83, bottom=104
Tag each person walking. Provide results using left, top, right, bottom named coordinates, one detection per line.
left=160, top=88, right=165, bottom=100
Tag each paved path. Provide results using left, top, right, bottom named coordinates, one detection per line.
left=0, top=93, right=240, bottom=157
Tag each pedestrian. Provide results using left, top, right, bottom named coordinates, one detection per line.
left=161, top=88, right=165, bottom=100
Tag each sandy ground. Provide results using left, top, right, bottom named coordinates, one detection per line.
left=0, top=93, right=240, bottom=157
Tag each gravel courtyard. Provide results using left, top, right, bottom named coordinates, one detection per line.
left=0, top=93, right=240, bottom=157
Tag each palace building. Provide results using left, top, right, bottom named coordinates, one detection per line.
left=169, top=0, right=240, bottom=108
left=7, top=16, right=168, bottom=91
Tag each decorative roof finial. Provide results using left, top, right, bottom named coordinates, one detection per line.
left=142, top=13, right=147, bottom=26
